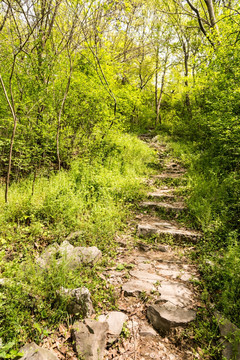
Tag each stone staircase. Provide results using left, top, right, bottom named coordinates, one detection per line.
left=103, top=137, right=203, bottom=359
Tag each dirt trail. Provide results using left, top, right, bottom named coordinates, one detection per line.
left=104, top=137, right=202, bottom=360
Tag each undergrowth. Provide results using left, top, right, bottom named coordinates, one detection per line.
left=0, top=131, right=155, bottom=356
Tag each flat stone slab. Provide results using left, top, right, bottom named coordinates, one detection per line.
left=140, top=201, right=185, bottom=212
left=122, top=279, right=156, bottom=296
left=137, top=262, right=153, bottom=271
left=72, top=319, right=108, bottom=360
left=137, top=220, right=201, bottom=243
left=157, top=281, right=194, bottom=307
left=98, top=311, right=128, bottom=343
left=155, top=263, right=195, bottom=281
left=129, top=270, right=163, bottom=283
left=19, top=342, right=58, bottom=360
left=147, top=302, right=196, bottom=333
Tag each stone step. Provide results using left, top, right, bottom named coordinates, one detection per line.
left=140, top=201, right=185, bottom=213
left=137, top=220, right=201, bottom=243
left=151, top=172, right=184, bottom=180
left=148, top=189, right=176, bottom=200
left=165, top=162, right=184, bottom=172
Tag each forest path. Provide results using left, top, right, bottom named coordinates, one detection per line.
left=103, top=136, right=202, bottom=360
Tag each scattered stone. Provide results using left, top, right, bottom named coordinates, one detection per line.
left=215, top=312, right=240, bottom=360
left=71, top=319, right=108, bottom=360
left=157, top=281, right=193, bottom=307
left=147, top=302, right=196, bottom=333
left=36, top=241, right=102, bottom=269
left=122, top=279, right=156, bottom=297
left=58, top=287, right=94, bottom=318
left=19, top=342, right=58, bottom=360
left=139, top=324, right=158, bottom=337
left=98, top=311, right=128, bottom=343
left=158, top=245, right=169, bottom=252
left=137, top=241, right=151, bottom=252
left=129, top=270, right=163, bottom=284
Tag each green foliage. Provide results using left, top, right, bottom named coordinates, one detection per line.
left=0, top=132, right=154, bottom=355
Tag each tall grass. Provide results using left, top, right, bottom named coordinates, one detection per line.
left=164, top=135, right=240, bottom=327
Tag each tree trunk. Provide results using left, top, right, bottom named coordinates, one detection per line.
left=57, top=57, right=72, bottom=171
left=0, top=74, right=18, bottom=203
left=182, top=41, right=192, bottom=117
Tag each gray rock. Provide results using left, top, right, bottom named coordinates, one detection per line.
left=158, top=245, right=169, bottom=252
left=36, top=243, right=60, bottom=268
left=78, top=246, right=102, bottom=264
left=59, top=287, right=94, bottom=318
left=19, top=342, right=58, bottom=360
left=122, top=279, right=156, bottom=297
left=129, top=270, right=163, bottom=284
left=71, top=319, right=108, bottom=360
left=147, top=302, right=196, bottom=333
left=98, top=311, right=128, bottom=343
left=215, top=312, right=240, bottom=360
left=36, top=241, right=102, bottom=269
left=157, top=281, right=193, bottom=307
left=139, top=324, right=157, bottom=337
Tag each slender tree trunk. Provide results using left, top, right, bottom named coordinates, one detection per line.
left=156, top=68, right=167, bottom=125
left=182, top=41, right=192, bottom=117
left=154, top=43, right=160, bottom=126
left=56, top=58, right=72, bottom=171
left=0, top=74, right=18, bottom=203
left=155, top=49, right=168, bottom=126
